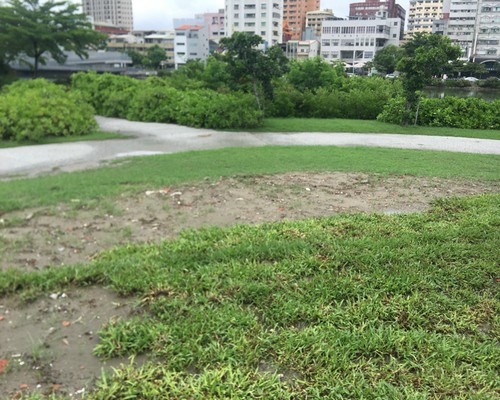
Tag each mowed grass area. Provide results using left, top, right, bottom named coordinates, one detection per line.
left=1, top=146, right=499, bottom=212
left=249, top=118, right=500, bottom=140
left=2, top=194, right=499, bottom=398
left=0, top=131, right=129, bottom=149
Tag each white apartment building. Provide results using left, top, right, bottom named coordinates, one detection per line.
left=174, top=24, right=209, bottom=69
left=81, top=0, right=134, bottom=32
left=434, top=0, right=500, bottom=61
left=225, top=0, right=284, bottom=46
left=407, top=0, right=443, bottom=36
left=321, top=18, right=401, bottom=65
left=285, top=40, right=320, bottom=59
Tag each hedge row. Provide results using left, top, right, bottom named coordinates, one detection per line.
left=71, top=72, right=263, bottom=129
left=0, top=79, right=97, bottom=141
left=266, top=77, right=401, bottom=120
left=378, top=96, right=500, bottom=129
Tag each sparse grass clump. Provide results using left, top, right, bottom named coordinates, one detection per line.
left=1, top=194, right=498, bottom=398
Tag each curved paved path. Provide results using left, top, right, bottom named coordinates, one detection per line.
left=1, top=116, right=499, bottom=178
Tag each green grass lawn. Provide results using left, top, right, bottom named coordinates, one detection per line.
left=249, top=118, right=500, bottom=140
left=0, top=131, right=130, bottom=149
left=0, top=146, right=499, bottom=212
left=2, top=194, right=499, bottom=398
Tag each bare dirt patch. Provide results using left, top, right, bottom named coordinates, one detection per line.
left=0, top=172, right=498, bottom=398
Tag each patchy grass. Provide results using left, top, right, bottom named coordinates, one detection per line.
left=250, top=118, right=500, bottom=140
left=0, top=131, right=130, bottom=149
left=2, top=194, right=499, bottom=398
left=1, top=146, right=499, bottom=212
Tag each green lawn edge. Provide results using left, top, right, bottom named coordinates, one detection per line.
left=246, top=118, right=500, bottom=140
left=0, top=146, right=499, bottom=212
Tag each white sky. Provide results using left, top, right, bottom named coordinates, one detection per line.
left=133, top=0, right=409, bottom=31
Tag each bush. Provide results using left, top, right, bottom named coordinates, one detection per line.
left=477, top=77, right=500, bottom=89
left=445, top=79, right=472, bottom=88
left=175, top=90, right=262, bottom=129
left=127, top=85, right=183, bottom=123
left=378, top=95, right=500, bottom=129
left=71, top=71, right=139, bottom=116
left=0, top=79, right=96, bottom=141
left=417, top=97, right=500, bottom=129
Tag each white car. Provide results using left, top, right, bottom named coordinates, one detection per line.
left=463, top=77, right=479, bottom=82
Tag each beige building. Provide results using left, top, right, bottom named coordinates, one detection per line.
left=306, top=9, right=336, bottom=39
left=81, top=0, right=134, bottom=32
left=407, top=0, right=443, bottom=37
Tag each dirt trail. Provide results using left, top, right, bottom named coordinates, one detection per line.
left=0, top=172, right=498, bottom=398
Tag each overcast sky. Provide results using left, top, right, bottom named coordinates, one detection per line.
left=134, top=0, right=408, bottom=31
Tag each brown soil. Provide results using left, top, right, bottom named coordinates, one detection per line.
left=0, top=172, right=498, bottom=398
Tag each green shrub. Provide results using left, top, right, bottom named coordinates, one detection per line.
left=477, top=77, right=500, bottom=89
left=445, top=79, right=472, bottom=88
left=378, top=96, right=500, bottom=129
left=175, top=90, right=262, bottom=129
left=0, top=78, right=96, bottom=141
left=417, top=97, right=500, bottom=129
left=376, top=96, right=409, bottom=125
left=71, top=71, right=139, bottom=116
left=127, top=85, right=183, bottom=123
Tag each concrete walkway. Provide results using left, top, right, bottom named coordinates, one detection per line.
left=1, top=116, right=499, bottom=178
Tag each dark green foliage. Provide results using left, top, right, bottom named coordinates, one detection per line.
left=372, top=44, right=404, bottom=74
left=220, top=32, right=289, bottom=109
left=267, top=76, right=401, bottom=120
left=0, top=78, right=96, bottom=141
left=71, top=71, right=140, bottom=117
left=397, top=33, right=462, bottom=123
left=417, top=97, right=500, bottom=129
left=444, top=79, right=472, bottom=88
left=71, top=72, right=262, bottom=129
left=478, top=77, right=500, bottom=89
left=287, top=57, right=346, bottom=92
left=378, top=96, right=500, bottom=129
left=0, top=0, right=106, bottom=77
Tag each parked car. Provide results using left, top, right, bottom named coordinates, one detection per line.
left=385, top=74, right=396, bottom=79
left=463, top=76, right=479, bottom=82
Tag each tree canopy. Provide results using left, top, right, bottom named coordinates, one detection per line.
left=373, top=45, right=403, bottom=74
left=397, top=33, right=461, bottom=123
left=0, top=0, right=106, bottom=76
left=219, top=32, right=289, bottom=110
left=287, top=57, right=345, bottom=92
left=398, top=33, right=461, bottom=97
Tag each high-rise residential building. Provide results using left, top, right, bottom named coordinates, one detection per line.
left=433, top=0, right=500, bottom=62
left=407, top=0, right=443, bottom=37
left=283, top=0, right=320, bottom=41
left=349, top=0, right=406, bottom=39
left=225, top=0, right=284, bottom=46
left=81, top=0, right=134, bottom=32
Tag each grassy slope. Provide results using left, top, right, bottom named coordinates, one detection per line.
left=251, top=118, right=500, bottom=140
left=1, top=146, right=499, bottom=212
left=2, top=194, right=499, bottom=398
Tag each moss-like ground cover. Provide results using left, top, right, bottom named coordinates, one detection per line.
left=2, top=194, right=498, bottom=398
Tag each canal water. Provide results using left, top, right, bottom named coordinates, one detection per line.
left=423, top=87, right=500, bottom=102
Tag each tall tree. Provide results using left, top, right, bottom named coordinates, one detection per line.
left=397, top=33, right=461, bottom=124
left=0, top=0, right=106, bottom=77
left=219, top=32, right=288, bottom=110
left=145, top=45, right=167, bottom=70
left=372, top=45, right=403, bottom=74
